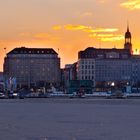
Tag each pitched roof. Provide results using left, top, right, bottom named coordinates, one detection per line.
left=78, top=47, right=131, bottom=59
left=7, top=47, right=58, bottom=55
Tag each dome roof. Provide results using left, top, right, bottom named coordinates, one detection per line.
left=125, top=26, right=131, bottom=38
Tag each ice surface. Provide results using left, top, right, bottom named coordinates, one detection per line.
left=0, top=98, right=140, bottom=140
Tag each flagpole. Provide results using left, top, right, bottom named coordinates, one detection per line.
left=3, top=47, right=7, bottom=94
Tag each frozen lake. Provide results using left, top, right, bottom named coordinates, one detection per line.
left=0, top=98, right=140, bottom=140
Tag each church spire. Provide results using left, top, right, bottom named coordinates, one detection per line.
left=124, top=22, right=132, bottom=54
left=127, top=21, right=129, bottom=32
left=125, top=21, right=131, bottom=39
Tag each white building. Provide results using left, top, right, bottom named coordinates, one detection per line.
left=77, top=58, right=95, bottom=86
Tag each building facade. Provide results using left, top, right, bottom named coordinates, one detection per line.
left=77, top=47, right=132, bottom=87
left=131, top=55, right=140, bottom=86
left=77, top=26, right=140, bottom=88
left=77, top=58, right=95, bottom=86
left=4, top=47, right=61, bottom=88
left=62, top=63, right=77, bottom=92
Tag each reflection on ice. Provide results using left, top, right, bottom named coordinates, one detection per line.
left=0, top=99, right=140, bottom=140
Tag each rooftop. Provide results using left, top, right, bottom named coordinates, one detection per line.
left=7, top=47, right=58, bottom=55
left=78, top=47, right=131, bottom=59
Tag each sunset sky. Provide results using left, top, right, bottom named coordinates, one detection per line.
left=0, top=0, right=140, bottom=71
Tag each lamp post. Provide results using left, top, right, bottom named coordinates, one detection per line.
left=111, top=82, right=115, bottom=94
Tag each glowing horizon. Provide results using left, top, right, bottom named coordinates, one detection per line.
left=0, top=0, right=140, bottom=71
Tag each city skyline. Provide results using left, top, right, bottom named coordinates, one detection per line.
left=0, top=0, right=140, bottom=71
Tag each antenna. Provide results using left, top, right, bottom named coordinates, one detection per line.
left=4, top=47, right=7, bottom=56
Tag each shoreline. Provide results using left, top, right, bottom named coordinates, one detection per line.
left=0, top=98, right=140, bottom=105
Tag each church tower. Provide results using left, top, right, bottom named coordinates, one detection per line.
left=124, top=23, right=132, bottom=54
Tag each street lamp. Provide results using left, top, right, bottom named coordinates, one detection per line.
left=111, top=82, right=115, bottom=87
left=111, top=82, right=115, bottom=94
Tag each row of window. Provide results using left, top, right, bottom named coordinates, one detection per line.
left=79, top=61, right=95, bottom=64
left=80, top=76, right=94, bottom=80
left=79, top=65, right=95, bottom=69
left=10, top=53, right=57, bottom=56
left=79, top=70, right=95, bottom=74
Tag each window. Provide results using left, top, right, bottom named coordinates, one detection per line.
left=106, top=52, right=119, bottom=59
left=122, top=54, right=128, bottom=58
left=97, top=54, right=104, bottom=58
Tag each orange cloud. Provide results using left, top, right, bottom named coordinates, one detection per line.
left=54, top=24, right=118, bottom=33
left=89, top=34, right=124, bottom=42
left=121, top=0, right=140, bottom=10
left=84, top=28, right=118, bottom=33
left=89, top=34, right=114, bottom=37
left=53, top=24, right=121, bottom=42
left=100, top=36, right=124, bottom=42
left=64, top=24, right=90, bottom=30
left=53, top=25, right=62, bottom=30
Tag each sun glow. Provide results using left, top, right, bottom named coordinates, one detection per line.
left=121, top=0, right=140, bottom=10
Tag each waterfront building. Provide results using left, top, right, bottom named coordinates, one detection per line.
left=131, top=55, right=140, bottom=86
left=77, top=51, right=96, bottom=86
left=78, top=47, right=131, bottom=87
left=77, top=25, right=140, bottom=88
left=0, top=72, right=3, bottom=82
left=62, top=63, right=77, bottom=92
left=63, top=63, right=77, bottom=81
left=4, top=47, right=61, bottom=88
